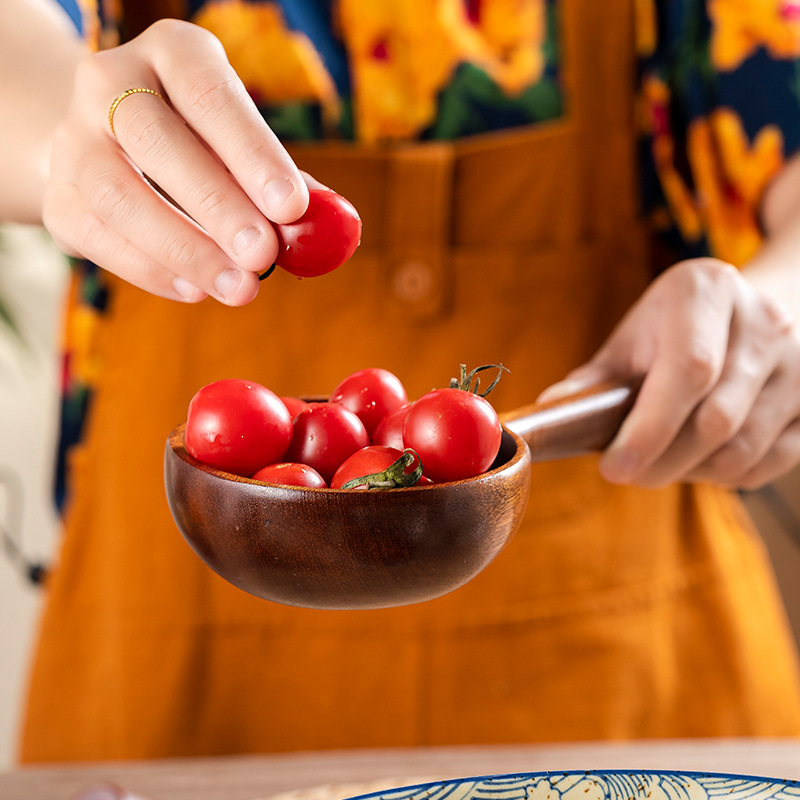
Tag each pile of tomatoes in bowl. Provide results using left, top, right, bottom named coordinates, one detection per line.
left=183, top=365, right=507, bottom=490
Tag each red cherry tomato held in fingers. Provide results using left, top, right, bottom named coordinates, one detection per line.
left=402, top=388, right=502, bottom=483
left=274, top=188, right=362, bottom=277
left=371, top=403, right=410, bottom=449
left=185, top=379, right=292, bottom=477
left=280, top=396, right=308, bottom=421
left=331, top=368, right=409, bottom=438
left=284, top=402, right=369, bottom=483
left=251, top=462, right=327, bottom=488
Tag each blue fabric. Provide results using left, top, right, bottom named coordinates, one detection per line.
left=53, top=0, right=83, bottom=33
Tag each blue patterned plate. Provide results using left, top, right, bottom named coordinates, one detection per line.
left=344, top=771, right=800, bottom=800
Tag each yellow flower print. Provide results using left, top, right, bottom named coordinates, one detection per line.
left=454, top=0, right=547, bottom=94
left=640, top=75, right=703, bottom=241
left=688, top=108, right=783, bottom=264
left=641, top=77, right=783, bottom=265
left=336, top=0, right=548, bottom=142
left=194, top=1, right=339, bottom=121
left=634, top=0, right=658, bottom=57
left=709, top=0, right=800, bottom=70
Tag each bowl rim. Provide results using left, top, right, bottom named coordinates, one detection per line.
left=167, top=422, right=529, bottom=493
left=341, top=769, right=800, bottom=800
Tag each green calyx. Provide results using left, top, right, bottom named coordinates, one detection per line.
left=340, top=449, right=424, bottom=490
left=449, top=363, right=509, bottom=396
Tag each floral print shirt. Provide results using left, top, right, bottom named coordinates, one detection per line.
left=52, top=0, right=800, bottom=508
left=638, top=0, right=800, bottom=267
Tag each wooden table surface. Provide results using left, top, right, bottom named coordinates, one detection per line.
left=2, top=740, right=800, bottom=800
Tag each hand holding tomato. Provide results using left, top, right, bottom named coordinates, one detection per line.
left=42, top=19, right=360, bottom=305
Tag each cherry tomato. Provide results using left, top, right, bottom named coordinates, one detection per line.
left=185, top=379, right=292, bottom=477
left=274, top=188, right=362, bottom=277
left=330, top=445, right=402, bottom=489
left=330, top=445, right=422, bottom=489
left=402, top=388, right=502, bottom=482
left=283, top=402, right=369, bottom=483
left=251, top=462, right=327, bottom=488
left=280, top=396, right=308, bottom=420
left=330, top=368, right=409, bottom=438
left=371, top=403, right=411, bottom=449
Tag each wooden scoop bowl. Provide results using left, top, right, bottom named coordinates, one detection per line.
left=164, top=379, right=639, bottom=610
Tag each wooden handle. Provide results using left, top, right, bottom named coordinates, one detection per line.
left=500, top=377, right=642, bottom=464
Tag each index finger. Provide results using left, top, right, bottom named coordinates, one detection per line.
left=600, top=273, right=734, bottom=482
left=144, top=20, right=309, bottom=224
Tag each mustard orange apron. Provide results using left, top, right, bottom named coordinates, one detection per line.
left=19, top=0, right=800, bottom=762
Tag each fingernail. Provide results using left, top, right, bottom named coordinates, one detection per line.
left=233, top=226, right=264, bottom=258
left=263, top=178, right=295, bottom=211
left=214, top=268, right=242, bottom=300
left=600, top=447, right=639, bottom=484
left=173, top=276, right=203, bottom=301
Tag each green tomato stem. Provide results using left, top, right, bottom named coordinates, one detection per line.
left=340, top=449, right=424, bottom=490
left=449, top=363, right=509, bottom=396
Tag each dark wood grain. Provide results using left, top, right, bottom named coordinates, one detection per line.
left=164, top=379, right=641, bottom=610
left=164, top=425, right=530, bottom=610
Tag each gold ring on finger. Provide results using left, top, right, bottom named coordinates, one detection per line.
left=108, top=87, right=165, bottom=139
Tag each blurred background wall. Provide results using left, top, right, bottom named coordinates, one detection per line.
left=0, top=224, right=67, bottom=770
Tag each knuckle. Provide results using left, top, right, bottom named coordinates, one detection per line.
left=124, top=108, right=172, bottom=152
left=146, top=18, right=214, bottom=49
left=74, top=209, right=108, bottom=254
left=87, top=169, right=133, bottom=220
left=704, top=417, right=774, bottom=483
left=695, top=395, right=742, bottom=444
left=677, top=342, right=720, bottom=390
left=701, top=259, right=739, bottom=290
left=163, top=234, right=200, bottom=270
left=760, top=294, right=795, bottom=343
left=699, top=450, right=747, bottom=487
left=184, top=75, right=241, bottom=121
left=706, top=259, right=739, bottom=285
left=147, top=17, right=188, bottom=37
left=196, top=186, right=233, bottom=220
left=707, top=441, right=751, bottom=481
left=676, top=258, right=737, bottom=292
